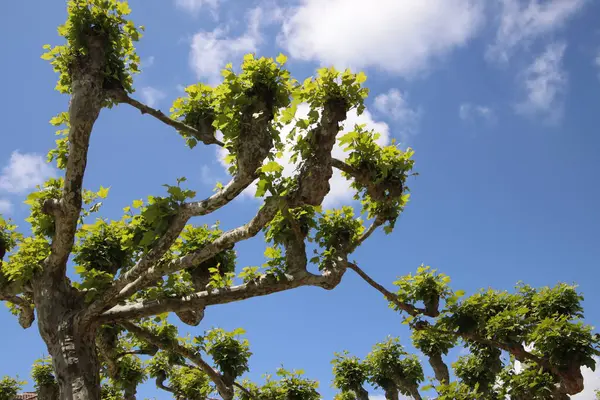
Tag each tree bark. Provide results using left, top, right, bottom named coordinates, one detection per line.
left=427, top=352, right=450, bottom=384
left=37, top=383, right=60, bottom=400
left=35, top=281, right=100, bottom=400
left=354, top=386, right=369, bottom=400
left=383, top=386, right=399, bottom=400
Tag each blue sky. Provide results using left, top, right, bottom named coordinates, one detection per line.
left=1, top=0, right=600, bottom=398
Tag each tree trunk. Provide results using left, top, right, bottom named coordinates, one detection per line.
left=35, top=282, right=100, bottom=400
left=37, top=383, right=60, bottom=400
left=46, top=322, right=100, bottom=400
left=428, top=352, right=450, bottom=384
left=354, top=386, right=369, bottom=400
left=383, top=386, right=399, bottom=400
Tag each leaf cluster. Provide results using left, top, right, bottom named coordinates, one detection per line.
left=41, top=0, right=142, bottom=96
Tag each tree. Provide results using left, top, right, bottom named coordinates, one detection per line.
left=0, top=1, right=597, bottom=400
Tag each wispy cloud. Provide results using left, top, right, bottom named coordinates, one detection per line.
left=515, top=42, right=567, bottom=123
left=0, top=151, right=56, bottom=194
left=459, top=103, right=496, bottom=124
left=174, top=0, right=219, bottom=14
left=373, top=89, right=421, bottom=142
left=139, top=86, right=166, bottom=108
left=487, top=0, right=586, bottom=63
left=0, top=199, right=12, bottom=214
left=189, top=7, right=264, bottom=85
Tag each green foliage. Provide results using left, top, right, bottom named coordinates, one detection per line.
left=497, top=362, right=558, bottom=400
left=331, top=351, right=368, bottom=393
left=146, top=351, right=185, bottom=379
left=434, top=381, right=485, bottom=400
left=240, top=369, right=320, bottom=400
left=2, top=236, right=50, bottom=286
left=198, top=328, right=251, bottom=381
left=73, top=219, right=133, bottom=300
left=100, top=381, right=124, bottom=400
left=176, top=223, right=237, bottom=289
left=314, top=207, right=364, bottom=269
left=411, top=328, right=456, bottom=357
left=0, top=376, right=25, bottom=400
left=126, top=180, right=196, bottom=251
left=113, top=354, right=146, bottom=390
left=169, top=366, right=212, bottom=400
left=339, top=125, right=414, bottom=233
left=171, top=54, right=293, bottom=170
left=333, top=392, right=356, bottom=400
left=264, top=205, right=317, bottom=245
left=392, top=265, right=453, bottom=315
left=529, top=316, right=599, bottom=371
left=365, top=337, right=424, bottom=395
left=31, top=357, right=57, bottom=388
left=46, top=112, right=70, bottom=169
left=41, top=0, right=142, bottom=96
left=0, top=217, right=20, bottom=259
left=24, top=178, right=63, bottom=237
left=452, top=345, right=502, bottom=393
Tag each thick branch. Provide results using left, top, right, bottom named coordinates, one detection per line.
left=121, top=321, right=233, bottom=399
left=347, top=263, right=427, bottom=317
left=0, top=294, right=35, bottom=328
left=113, top=199, right=278, bottom=303
left=111, top=90, right=222, bottom=146
left=100, top=267, right=346, bottom=322
left=85, top=174, right=257, bottom=318
left=420, top=324, right=562, bottom=379
left=155, top=374, right=176, bottom=395
left=45, top=38, right=106, bottom=277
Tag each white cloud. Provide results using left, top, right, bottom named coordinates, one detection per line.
left=0, top=151, right=56, bottom=194
left=140, top=87, right=166, bottom=108
left=217, top=104, right=390, bottom=208
left=515, top=42, right=567, bottom=123
left=459, top=103, right=496, bottom=123
left=595, top=51, right=600, bottom=79
left=0, top=199, right=12, bottom=214
left=373, top=89, right=421, bottom=141
left=279, top=0, right=484, bottom=77
left=487, top=0, right=586, bottom=63
left=143, top=56, right=155, bottom=68
left=189, top=7, right=264, bottom=85
left=572, top=357, right=600, bottom=399
left=174, top=0, right=219, bottom=13
left=200, top=165, right=214, bottom=185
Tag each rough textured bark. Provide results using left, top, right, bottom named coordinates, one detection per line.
left=383, top=386, right=399, bottom=400
left=37, top=383, right=60, bottom=400
left=427, top=352, right=450, bottom=384
left=354, top=386, right=370, bottom=400
left=122, top=321, right=235, bottom=400
left=33, top=29, right=107, bottom=400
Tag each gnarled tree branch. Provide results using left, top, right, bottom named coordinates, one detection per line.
left=347, top=262, right=427, bottom=317
left=121, top=321, right=234, bottom=400
left=85, top=174, right=259, bottom=318
left=100, top=265, right=347, bottom=322
left=110, top=89, right=223, bottom=146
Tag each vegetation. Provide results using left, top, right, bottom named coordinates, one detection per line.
left=0, top=1, right=597, bottom=399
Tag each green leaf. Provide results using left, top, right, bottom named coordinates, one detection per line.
left=276, top=53, right=288, bottom=65
left=132, top=199, right=144, bottom=208
left=455, top=289, right=466, bottom=297
left=97, top=186, right=110, bottom=199
left=356, top=71, right=367, bottom=84
left=261, top=161, right=283, bottom=174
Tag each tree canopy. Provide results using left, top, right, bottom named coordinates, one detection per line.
left=0, top=1, right=598, bottom=400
